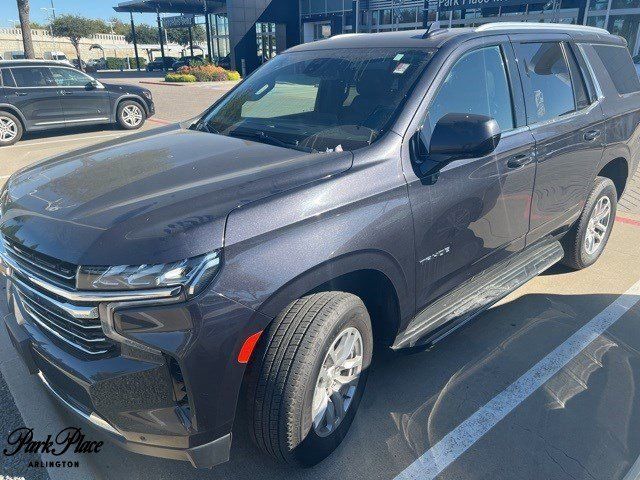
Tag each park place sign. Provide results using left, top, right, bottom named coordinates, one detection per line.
left=438, top=0, right=529, bottom=10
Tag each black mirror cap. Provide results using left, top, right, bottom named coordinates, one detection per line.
left=87, top=80, right=99, bottom=90
left=428, top=113, right=501, bottom=160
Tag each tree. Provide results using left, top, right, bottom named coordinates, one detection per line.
left=125, top=23, right=158, bottom=45
left=30, top=21, right=49, bottom=30
left=166, top=25, right=206, bottom=47
left=51, top=15, right=99, bottom=71
left=16, top=0, right=35, bottom=59
left=109, top=17, right=130, bottom=36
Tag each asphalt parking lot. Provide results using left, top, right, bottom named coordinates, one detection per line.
left=1, top=73, right=640, bottom=480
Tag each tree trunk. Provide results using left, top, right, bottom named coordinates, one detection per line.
left=73, top=42, right=84, bottom=72
left=16, top=0, right=35, bottom=59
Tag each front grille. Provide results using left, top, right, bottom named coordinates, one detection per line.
left=4, top=238, right=76, bottom=288
left=1, top=239, right=116, bottom=357
left=12, top=276, right=115, bottom=356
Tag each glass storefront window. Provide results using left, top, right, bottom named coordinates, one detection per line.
left=327, top=0, right=343, bottom=12
left=612, top=0, right=640, bottom=8
left=608, top=15, right=640, bottom=53
left=310, top=0, right=325, bottom=14
left=380, top=9, right=392, bottom=25
left=395, top=6, right=418, bottom=24
left=589, top=0, right=609, bottom=10
left=300, top=0, right=310, bottom=14
left=587, top=15, right=606, bottom=27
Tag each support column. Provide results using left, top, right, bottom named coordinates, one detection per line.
left=156, top=8, right=167, bottom=71
left=204, top=6, right=213, bottom=61
left=130, top=12, right=141, bottom=71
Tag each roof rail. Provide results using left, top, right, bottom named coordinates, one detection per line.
left=475, top=22, right=609, bottom=35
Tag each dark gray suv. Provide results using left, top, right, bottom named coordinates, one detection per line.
left=1, top=23, right=639, bottom=468
left=0, top=60, right=155, bottom=145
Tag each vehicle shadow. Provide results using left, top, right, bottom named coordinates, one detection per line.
left=20, top=123, right=121, bottom=142
left=84, top=290, right=640, bottom=480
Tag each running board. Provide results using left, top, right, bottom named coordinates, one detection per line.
left=391, top=240, right=565, bottom=350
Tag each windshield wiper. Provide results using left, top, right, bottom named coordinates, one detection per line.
left=227, top=129, right=316, bottom=153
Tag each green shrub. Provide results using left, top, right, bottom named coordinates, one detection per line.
left=105, top=56, right=147, bottom=70
left=165, top=73, right=197, bottom=83
left=226, top=70, right=241, bottom=81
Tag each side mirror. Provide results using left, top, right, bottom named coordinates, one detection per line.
left=425, top=113, right=501, bottom=162
left=86, top=80, right=100, bottom=90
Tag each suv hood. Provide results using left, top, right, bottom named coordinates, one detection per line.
left=0, top=125, right=352, bottom=266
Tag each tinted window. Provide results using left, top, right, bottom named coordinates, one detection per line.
left=10, top=67, right=55, bottom=87
left=515, top=42, right=575, bottom=123
left=50, top=67, right=93, bottom=87
left=593, top=44, right=640, bottom=95
left=0, top=69, right=15, bottom=87
left=565, top=46, right=590, bottom=109
left=427, top=45, right=515, bottom=133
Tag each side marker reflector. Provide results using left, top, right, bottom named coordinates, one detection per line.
left=238, top=331, right=263, bottom=364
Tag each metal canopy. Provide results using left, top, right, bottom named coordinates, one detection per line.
left=113, top=0, right=225, bottom=14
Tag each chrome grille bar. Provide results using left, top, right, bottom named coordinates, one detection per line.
left=4, top=239, right=76, bottom=285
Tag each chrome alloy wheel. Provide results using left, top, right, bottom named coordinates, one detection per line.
left=585, top=195, right=611, bottom=255
left=122, top=104, right=143, bottom=127
left=311, top=327, right=363, bottom=437
left=0, top=116, right=18, bottom=143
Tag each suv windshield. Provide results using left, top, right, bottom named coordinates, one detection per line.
left=196, top=47, right=434, bottom=152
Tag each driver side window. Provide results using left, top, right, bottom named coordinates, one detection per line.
left=49, top=67, right=93, bottom=87
left=426, top=45, right=515, bottom=135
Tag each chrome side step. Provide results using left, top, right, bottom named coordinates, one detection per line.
left=391, top=240, right=565, bottom=350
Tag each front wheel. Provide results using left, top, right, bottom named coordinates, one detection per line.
left=0, top=111, right=23, bottom=146
left=562, top=176, right=617, bottom=270
left=116, top=100, right=146, bottom=130
left=245, top=292, right=373, bottom=467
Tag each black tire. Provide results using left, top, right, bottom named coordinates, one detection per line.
left=0, top=111, right=23, bottom=146
left=562, top=176, right=617, bottom=270
left=245, top=292, right=373, bottom=467
left=116, top=100, right=146, bottom=130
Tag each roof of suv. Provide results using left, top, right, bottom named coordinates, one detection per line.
left=0, top=59, right=74, bottom=68
left=288, top=22, right=624, bottom=52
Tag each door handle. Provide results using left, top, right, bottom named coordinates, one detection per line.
left=14, top=92, right=27, bottom=96
left=507, top=153, right=534, bottom=169
left=584, top=130, right=601, bottom=142
left=59, top=90, right=74, bottom=96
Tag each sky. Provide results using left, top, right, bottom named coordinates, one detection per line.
left=1, top=0, right=151, bottom=28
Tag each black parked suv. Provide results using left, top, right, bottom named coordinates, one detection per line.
left=2, top=24, right=639, bottom=468
left=0, top=61, right=154, bottom=145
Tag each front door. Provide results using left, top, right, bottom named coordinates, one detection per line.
left=511, top=39, right=605, bottom=243
left=405, top=42, right=537, bottom=311
left=48, top=66, right=110, bottom=125
left=6, top=66, right=65, bottom=129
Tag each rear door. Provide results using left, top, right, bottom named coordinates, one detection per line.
left=48, top=66, right=110, bottom=125
left=6, top=66, right=65, bottom=129
left=404, top=38, right=537, bottom=310
left=511, top=36, right=605, bottom=244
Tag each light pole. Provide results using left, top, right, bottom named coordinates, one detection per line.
left=41, top=7, right=58, bottom=55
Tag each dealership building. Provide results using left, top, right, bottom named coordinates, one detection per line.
left=114, top=0, right=640, bottom=74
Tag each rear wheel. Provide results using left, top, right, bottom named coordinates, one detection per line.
left=0, top=111, right=23, bottom=146
left=562, top=176, right=617, bottom=270
left=245, top=292, right=373, bottom=467
left=116, top=100, right=146, bottom=130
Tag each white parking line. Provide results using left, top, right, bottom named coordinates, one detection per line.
left=395, top=278, right=640, bottom=480
left=623, top=454, right=640, bottom=480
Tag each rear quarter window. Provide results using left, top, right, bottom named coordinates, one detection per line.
left=0, top=69, right=15, bottom=88
left=593, top=44, right=640, bottom=95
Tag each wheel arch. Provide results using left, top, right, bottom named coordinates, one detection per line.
left=115, top=95, right=150, bottom=117
left=597, top=156, right=629, bottom=200
left=0, top=104, right=27, bottom=131
left=254, top=250, right=410, bottom=346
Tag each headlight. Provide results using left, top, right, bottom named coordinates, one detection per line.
left=77, top=250, right=220, bottom=295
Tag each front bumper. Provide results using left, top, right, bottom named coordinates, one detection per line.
left=3, top=280, right=270, bottom=468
